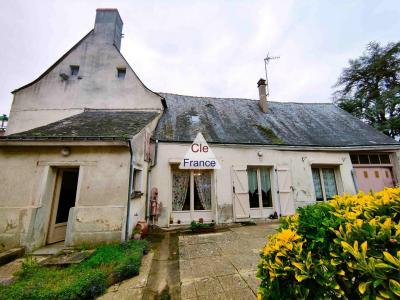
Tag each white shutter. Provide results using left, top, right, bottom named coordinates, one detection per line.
left=231, top=165, right=250, bottom=221
left=276, top=166, right=295, bottom=216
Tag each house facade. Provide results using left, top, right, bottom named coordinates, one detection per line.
left=0, top=9, right=399, bottom=251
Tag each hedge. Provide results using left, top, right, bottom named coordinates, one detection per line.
left=257, top=187, right=400, bottom=299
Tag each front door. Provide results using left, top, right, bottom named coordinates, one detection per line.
left=47, top=168, right=79, bottom=244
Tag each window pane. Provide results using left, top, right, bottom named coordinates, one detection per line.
left=117, top=68, right=126, bottom=78
left=379, top=154, right=390, bottom=164
left=260, top=168, right=272, bottom=207
left=70, top=65, right=79, bottom=76
left=350, top=154, right=359, bottom=164
left=369, top=154, right=380, bottom=164
left=247, top=168, right=259, bottom=208
left=194, top=170, right=211, bottom=210
left=358, top=154, right=369, bottom=164
left=312, top=168, right=324, bottom=201
left=322, top=168, right=337, bottom=200
left=172, top=168, right=190, bottom=211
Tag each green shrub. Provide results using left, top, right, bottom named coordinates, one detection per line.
left=190, top=220, right=214, bottom=230
left=257, top=188, right=400, bottom=299
left=0, top=240, right=148, bottom=300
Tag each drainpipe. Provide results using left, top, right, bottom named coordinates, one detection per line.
left=125, top=140, right=134, bottom=241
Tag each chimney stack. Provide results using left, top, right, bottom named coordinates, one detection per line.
left=257, top=78, right=268, bottom=112
left=94, top=9, right=123, bottom=50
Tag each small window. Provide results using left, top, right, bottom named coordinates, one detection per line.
left=364, top=171, right=368, bottom=178
left=117, top=68, right=126, bottom=79
left=374, top=171, right=380, bottom=178
left=385, top=170, right=390, bottom=178
left=358, top=155, right=369, bottom=164
left=379, top=154, right=390, bottom=164
left=369, top=154, right=380, bottom=164
left=70, top=65, right=79, bottom=76
left=133, top=169, right=142, bottom=192
left=312, top=167, right=338, bottom=201
left=191, top=115, right=200, bottom=124
left=350, top=154, right=359, bottom=164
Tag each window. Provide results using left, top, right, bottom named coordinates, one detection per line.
left=350, top=154, right=359, bottom=164
left=171, top=165, right=211, bottom=211
left=70, top=65, right=79, bottom=76
left=380, top=154, right=390, bottom=164
left=117, top=68, right=126, bottom=78
left=312, top=167, right=338, bottom=201
left=133, top=169, right=142, bottom=192
left=350, top=153, right=391, bottom=165
left=247, top=167, right=272, bottom=208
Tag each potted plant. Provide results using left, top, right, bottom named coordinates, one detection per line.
left=190, top=220, right=215, bottom=233
left=132, top=228, right=141, bottom=240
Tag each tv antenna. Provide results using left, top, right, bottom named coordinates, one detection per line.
left=264, top=52, right=280, bottom=96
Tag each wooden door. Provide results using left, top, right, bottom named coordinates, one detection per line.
left=355, top=167, right=394, bottom=193
left=276, top=166, right=295, bottom=216
left=231, top=165, right=250, bottom=221
left=47, top=168, right=79, bottom=244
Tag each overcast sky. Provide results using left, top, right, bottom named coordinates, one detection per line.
left=0, top=0, right=399, bottom=115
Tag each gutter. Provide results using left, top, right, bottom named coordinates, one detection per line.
left=125, top=140, right=134, bottom=241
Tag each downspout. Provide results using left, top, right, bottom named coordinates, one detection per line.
left=125, top=140, right=134, bottom=241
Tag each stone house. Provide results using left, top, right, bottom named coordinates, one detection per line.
left=0, top=9, right=399, bottom=250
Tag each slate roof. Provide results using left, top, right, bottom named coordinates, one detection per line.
left=4, top=110, right=159, bottom=141
left=154, top=93, right=400, bottom=147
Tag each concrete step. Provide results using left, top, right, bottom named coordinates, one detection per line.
left=0, top=248, right=25, bottom=267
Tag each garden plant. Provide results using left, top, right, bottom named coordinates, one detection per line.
left=258, top=187, right=400, bottom=299
left=0, top=240, right=148, bottom=300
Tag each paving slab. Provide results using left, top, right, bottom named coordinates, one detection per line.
left=0, top=248, right=24, bottom=266
left=177, top=223, right=278, bottom=300
left=40, top=249, right=95, bottom=266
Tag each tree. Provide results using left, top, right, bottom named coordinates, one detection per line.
left=333, top=42, right=400, bottom=140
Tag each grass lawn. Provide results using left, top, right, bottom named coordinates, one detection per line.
left=0, top=240, right=148, bottom=300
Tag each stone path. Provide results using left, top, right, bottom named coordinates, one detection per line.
left=179, top=223, right=279, bottom=300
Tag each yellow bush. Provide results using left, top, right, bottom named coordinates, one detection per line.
left=258, top=188, right=400, bottom=299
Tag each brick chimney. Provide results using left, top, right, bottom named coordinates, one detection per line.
left=257, top=78, right=268, bottom=112
left=94, top=9, right=123, bottom=50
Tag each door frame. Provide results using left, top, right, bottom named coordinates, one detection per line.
left=232, top=163, right=277, bottom=222
left=47, top=167, right=80, bottom=244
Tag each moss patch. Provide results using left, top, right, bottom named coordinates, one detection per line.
left=0, top=240, right=148, bottom=300
left=255, top=124, right=284, bottom=144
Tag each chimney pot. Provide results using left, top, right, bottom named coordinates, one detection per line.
left=257, top=78, right=268, bottom=113
left=257, top=78, right=266, bottom=87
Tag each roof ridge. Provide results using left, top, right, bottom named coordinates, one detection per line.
left=158, top=92, right=333, bottom=105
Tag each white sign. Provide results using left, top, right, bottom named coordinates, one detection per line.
left=179, top=132, right=221, bottom=169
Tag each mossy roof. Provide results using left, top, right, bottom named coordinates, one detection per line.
left=154, top=93, right=400, bottom=147
left=5, top=110, right=159, bottom=141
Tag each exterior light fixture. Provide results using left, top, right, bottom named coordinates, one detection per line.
left=61, top=147, right=71, bottom=157
left=257, top=151, right=263, bottom=157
